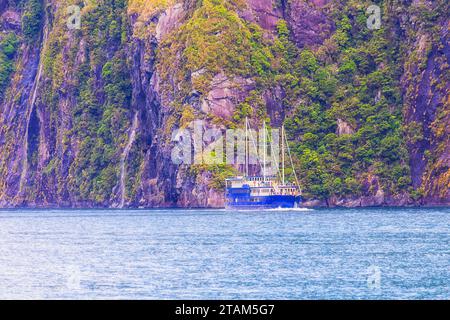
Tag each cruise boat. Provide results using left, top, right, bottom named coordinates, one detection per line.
left=225, top=118, right=302, bottom=209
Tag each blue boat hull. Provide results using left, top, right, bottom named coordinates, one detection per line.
left=226, top=187, right=302, bottom=209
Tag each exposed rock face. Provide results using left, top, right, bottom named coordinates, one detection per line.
left=201, top=73, right=255, bottom=120
left=155, top=3, right=184, bottom=41
left=1, top=10, right=21, bottom=30
left=0, top=0, right=448, bottom=208
left=239, top=0, right=282, bottom=33
left=336, top=119, right=354, bottom=136
left=283, top=0, right=334, bottom=48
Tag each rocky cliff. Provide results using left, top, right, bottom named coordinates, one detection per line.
left=0, top=0, right=448, bottom=208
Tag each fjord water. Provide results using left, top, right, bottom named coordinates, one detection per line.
left=0, top=208, right=448, bottom=299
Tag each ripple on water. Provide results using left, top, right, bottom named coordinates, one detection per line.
left=0, top=207, right=448, bottom=299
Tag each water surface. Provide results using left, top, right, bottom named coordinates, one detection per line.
left=0, top=207, right=448, bottom=299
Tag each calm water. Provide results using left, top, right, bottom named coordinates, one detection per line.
left=0, top=207, right=448, bottom=299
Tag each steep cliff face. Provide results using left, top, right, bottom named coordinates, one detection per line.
left=398, top=0, right=449, bottom=204
left=0, top=0, right=448, bottom=208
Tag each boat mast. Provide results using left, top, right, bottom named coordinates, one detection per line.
left=245, top=117, right=248, bottom=177
left=284, top=129, right=301, bottom=194
left=281, top=125, right=285, bottom=185
left=263, top=121, right=266, bottom=181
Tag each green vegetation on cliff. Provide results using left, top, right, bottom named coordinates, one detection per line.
left=22, top=0, right=43, bottom=41
left=0, top=33, right=19, bottom=102
left=280, top=2, right=410, bottom=200
left=159, top=0, right=413, bottom=200
left=0, top=0, right=447, bottom=207
left=38, top=0, right=133, bottom=204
